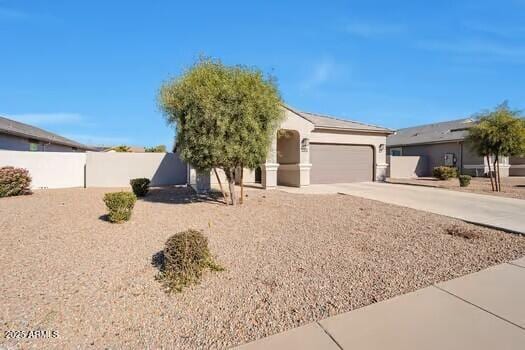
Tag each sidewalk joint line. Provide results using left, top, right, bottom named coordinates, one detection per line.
left=317, top=321, right=344, bottom=350
left=432, top=285, right=525, bottom=331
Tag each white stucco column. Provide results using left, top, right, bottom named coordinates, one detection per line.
left=376, top=163, right=388, bottom=181
left=298, top=163, right=312, bottom=186
left=262, top=136, right=279, bottom=189
left=188, top=165, right=210, bottom=193
left=482, top=155, right=510, bottom=177
left=298, top=135, right=311, bottom=186
left=261, top=163, right=278, bottom=188
left=498, top=156, right=510, bottom=177
left=375, top=143, right=388, bottom=181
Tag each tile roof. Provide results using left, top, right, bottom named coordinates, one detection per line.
left=284, top=105, right=393, bottom=133
left=0, top=115, right=95, bottom=150
left=387, top=118, right=476, bottom=147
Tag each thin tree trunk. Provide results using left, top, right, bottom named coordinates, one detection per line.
left=493, top=158, right=499, bottom=192
left=496, top=155, right=502, bottom=192
left=213, top=167, right=228, bottom=205
left=239, top=166, right=244, bottom=204
left=226, top=168, right=237, bottom=205
left=487, top=155, right=495, bottom=192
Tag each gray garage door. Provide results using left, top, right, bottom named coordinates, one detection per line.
left=310, top=143, right=373, bottom=183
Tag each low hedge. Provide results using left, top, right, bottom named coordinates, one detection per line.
left=432, top=166, right=458, bottom=180
left=130, top=178, right=150, bottom=197
left=459, top=175, right=471, bottom=187
left=0, top=166, right=32, bottom=198
left=103, top=191, right=137, bottom=223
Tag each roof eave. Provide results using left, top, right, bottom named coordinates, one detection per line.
left=314, top=126, right=394, bottom=135
left=282, top=104, right=393, bottom=133
left=387, top=138, right=465, bottom=147
left=281, top=104, right=316, bottom=126
left=0, top=129, right=94, bottom=151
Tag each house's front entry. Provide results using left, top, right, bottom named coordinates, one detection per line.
left=309, top=144, right=374, bottom=183
left=276, top=129, right=302, bottom=187
left=260, top=106, right=390, bottom=189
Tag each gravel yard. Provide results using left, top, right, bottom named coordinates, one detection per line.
left=1, top=187, right=525, bottom=349
left=387, top=176, right=525, bottom=200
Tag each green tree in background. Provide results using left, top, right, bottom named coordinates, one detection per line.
left=159, top=57, right=283, bottom=204
left=111, top=145, right=131, bottom=152
left=466, top=102, right=525, bottom=192
left=145, top=145, right=167, bottom=153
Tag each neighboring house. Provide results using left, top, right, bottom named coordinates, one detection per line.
left=0, top=115, right=95, bottom=152
left=386, top=118, right=513, bottom=177
left=510, top=156, right=525, bottom=176
left=211, top=105, right=393, bottom=188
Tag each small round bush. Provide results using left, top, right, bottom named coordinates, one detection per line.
left=0, top=166, right=32, bottom=198
left=459, top=175, right=471, bottom=187
left=158, top=229, right=223, bottom=293
left=103, top=191, right=137, bottom=223
left=432, top=166, right=458, bottom=180
left=130, top=178, right=150, bottom=197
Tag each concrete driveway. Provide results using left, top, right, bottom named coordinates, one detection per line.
left=280, top=182, right=525, bottom=234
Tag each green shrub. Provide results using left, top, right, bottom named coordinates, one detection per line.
left=458, top=175, right=471, bottom=187
left=145, top=145, right=166, bottom=153
left=0, top=166, right=32, bottom=198
left=432, top=166, right=458, bottom=180
left=103, top=191, right=137, bottom=223
left=157, top=229, right=223, bottom=293
left=130, top=178, right=150, bottom=197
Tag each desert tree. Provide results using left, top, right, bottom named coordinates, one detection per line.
left=159, top=58, right=283, bottom=204
left=111, top=145, right=131, bottom=152
left=466, top=102, right=525, bottom=191
left=145, top=145, right=167, bottom=153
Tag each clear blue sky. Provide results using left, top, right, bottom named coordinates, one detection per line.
left=1, top=1, right=524, bottom=148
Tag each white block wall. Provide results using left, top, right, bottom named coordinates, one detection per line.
left=0, top=150, right=86, bottom=189
left=0, top=150, right=188, bottom=189
left=85, top=152, right=187, bottom=187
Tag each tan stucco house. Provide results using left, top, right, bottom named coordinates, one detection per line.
left=207, top=105, right=393, bottom=189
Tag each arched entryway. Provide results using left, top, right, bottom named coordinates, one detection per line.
left=254, top=166, right=262, bottom=184
left=276, top=129, right=301, bottom=186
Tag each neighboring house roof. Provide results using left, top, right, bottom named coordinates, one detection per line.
left=92, top=146, right=111, bottom=152
left=100, top=145, right=146, bottom=152
left=284, top=105, right=393, bottom=134
left=0, top=115, right=95, bottom=150
left=127, top=146, right=145, bottom=153
left=387, top=118, right=477, bottom=147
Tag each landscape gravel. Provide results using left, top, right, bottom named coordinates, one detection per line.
left=1, top=187, right=524, bottom=349
left=387, top=176, right=525, bottom=199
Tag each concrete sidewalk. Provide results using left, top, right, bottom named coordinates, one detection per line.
left=235, top=257, right=525, bottom=350
left=280, top=182, right=525, bottom=234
